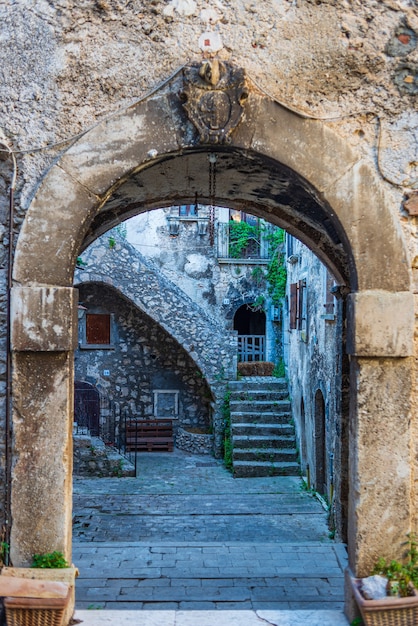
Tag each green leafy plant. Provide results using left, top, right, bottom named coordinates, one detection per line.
left=272, top=359, right=285, bottom=378
left=250, top=265, right=265, bottom=286
left=76, top=256, right=87, bottom=269
left=31, top=551, right=69, bottom=569
left=0, top=541, right=9, bottom=567
left=112, top=459, right=124, bottom=478
left=371, top=533, right=418, bottom=597
left=248, top=294, right=266, bottom=312
left=265, top=228, right=286, bottom=305
left=229, top=220, right=261, bottom=259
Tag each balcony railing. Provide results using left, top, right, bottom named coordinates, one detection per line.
left=217, top=223, right=270, bottom=260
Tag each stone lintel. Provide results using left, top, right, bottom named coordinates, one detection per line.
left=347, top=290, right=414, bottom=357
left=11, top=286, right=78, bottom=352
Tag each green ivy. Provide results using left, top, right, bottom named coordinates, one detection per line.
left=229, top=221, right=287, bottom=308
left=228, top=221, right=261, bottom=259
left=265, top=228, right=286, bottom=305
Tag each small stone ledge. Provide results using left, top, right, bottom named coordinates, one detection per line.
left=73, top=435, right=135, bottom=477
left=175, top=427, right=214, bottom=455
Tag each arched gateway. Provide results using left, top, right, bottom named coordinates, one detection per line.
left=10, top=61, right=415, bottom=601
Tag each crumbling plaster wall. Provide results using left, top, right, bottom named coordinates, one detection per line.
left=125, top=207, right=281, bottom=362
left=0, top=0, right=418, bottom=552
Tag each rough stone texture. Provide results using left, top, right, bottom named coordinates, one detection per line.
left=175, top=427, right=214, bottom=455
left=11, top=351, right=74, bottom=566
left=124, top=206, right=280, bottom=359
left=75, top=282, right=214, bottom=439
left=11, top=286, right=78, bottom=351
left=73, top=435, right=135, bottom=477
left=0, top=0, right=417, bottom=615
left=348, top=357, right=414, bottom=577
left=347, top=290, right=415, bottom=357
left=286, top=237, right=345, bottom=539
left=75, top=235, right=239, bottom=453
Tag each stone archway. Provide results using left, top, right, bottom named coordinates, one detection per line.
left=10, top=63, right=414, bottom=595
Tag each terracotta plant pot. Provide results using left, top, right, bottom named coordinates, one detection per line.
left=351, top=576, right=418, bottom=626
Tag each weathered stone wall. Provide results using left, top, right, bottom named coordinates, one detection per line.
left=126, top=207, right=281, bottom=363
left=75, top=235, right=240, bottom=453
left=73, top=435, right=135, bottom=477
left=286, top=236, right=345, bottom=537
left=175, top=427, right=214, bottom=455
left=75, top=281, right=214, bottom=434
left=1, top=0, right=418, bottom=586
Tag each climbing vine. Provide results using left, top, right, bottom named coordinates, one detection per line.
left=265, top=228, right=286, bottom=305
left=228, top=220, right=261, bottom=259
left=229, top=221, right=287, bottom=308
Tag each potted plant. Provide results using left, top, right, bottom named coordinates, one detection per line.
left=351, top=534, right=418, bottom=626
left=1, top=551, right=78, bottom=626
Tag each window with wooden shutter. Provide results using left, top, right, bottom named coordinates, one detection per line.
left=86, top=313, right=111, bottom=345
left=290, top=282, right=298, bottom=329
left=290, top=280, right=307, bottom=338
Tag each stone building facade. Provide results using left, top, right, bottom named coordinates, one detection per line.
left=1, top=0, right=418, bottom=620
left=74, top=208, right=283, bottom=454
left=284, top=234, right=346, bottom=537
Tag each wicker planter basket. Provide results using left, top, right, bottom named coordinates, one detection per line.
left=351, top=577, right=418, bottom=626
left=4, top=591, right=70, bottom=626
left=1, top=566, right=78, bottom=626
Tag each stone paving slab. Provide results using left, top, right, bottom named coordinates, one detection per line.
left=73, top=449, right=346, bottom=612
left=73, top=512, right=328, bottom=542
left=74, top=609, right=349, bottom=625
left=74, top=541, right=347, bottom=610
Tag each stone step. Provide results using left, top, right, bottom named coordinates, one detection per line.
left=230, top=389, right=289, bottom=402
left=230, top=411, right=292, bottom=424
left=232, top=460, right=300, bottom=478
left=232, top=434, right=296, bottom=449
left=230, top=400, right=291, bottom=412
left=232, top=448, right=298, bottom=463
left=228, top=378, right=287, bottom=391
left=231, top=423, right=295, bottom=437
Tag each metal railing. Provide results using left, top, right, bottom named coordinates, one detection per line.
left=73, top=388, right=137, bottom=473
left=237, top=335, right=266, bottom=362
left=217, top=223, right=270, bottom=260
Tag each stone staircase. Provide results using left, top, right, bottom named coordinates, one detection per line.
left=229, top=377, right=300, bottom=478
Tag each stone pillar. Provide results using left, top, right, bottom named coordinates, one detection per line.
left=345, top=290, right=415, bottom=615
left=10, top=286, right=78, bottom=566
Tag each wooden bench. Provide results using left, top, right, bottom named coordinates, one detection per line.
left=126, top=419, right=174, bottom=452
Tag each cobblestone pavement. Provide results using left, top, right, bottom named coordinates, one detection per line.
left=73, top=449, right=347, bottom=611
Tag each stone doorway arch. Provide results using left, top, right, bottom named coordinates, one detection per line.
left=10, top=64, right=414, bottom=596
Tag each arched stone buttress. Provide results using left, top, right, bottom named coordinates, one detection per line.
left=10, top=66, right=414, bottom=606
